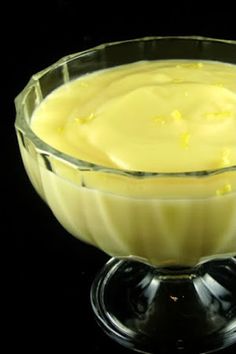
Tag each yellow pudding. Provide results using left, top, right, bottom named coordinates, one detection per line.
left=31, top=60, right=236, bottom=173
left=19, top=59, right=236, bottom=266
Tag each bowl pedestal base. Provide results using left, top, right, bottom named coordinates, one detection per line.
left=91, top=257, right=236, bottom=353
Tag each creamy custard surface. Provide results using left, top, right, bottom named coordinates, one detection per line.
left=31, top=60, right=236, bottom=173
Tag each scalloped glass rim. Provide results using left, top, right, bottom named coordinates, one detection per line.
left=15, top=35, right=236, bottom=179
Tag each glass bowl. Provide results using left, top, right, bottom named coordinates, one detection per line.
left=15, top=36, right=236, bottom=353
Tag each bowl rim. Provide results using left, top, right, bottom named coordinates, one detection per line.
left=15, top=35, right=236, bottom=179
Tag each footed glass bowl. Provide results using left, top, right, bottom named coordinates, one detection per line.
left=15, top=36, right=236, bottom=353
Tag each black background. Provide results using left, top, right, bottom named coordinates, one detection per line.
left=5, top=1, right=236, bottom=352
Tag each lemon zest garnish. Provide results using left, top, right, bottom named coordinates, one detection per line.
left=75, top=113, right=95, bottom=124
left=171, top=110, right=183, bottom=121
left=79, top=82, right=89, bottom=88
left=177, top=62, right=203, bottom=69
left=216, top=184, right=232, bottom=196
left=180, top=131, right=190, bottom=149
left=219, top=147, right=231, bottom=167
left=214, top=82, right=224, bottom=87
left=153, top=116, right=166, bottom=125
left=205, top=111, right=233, bottom=120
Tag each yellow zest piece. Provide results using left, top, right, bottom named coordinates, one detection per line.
left=216, top=183, right=232, bottom=196
left=75, top=113, right=95, bottom=124
left=171, top=110, right=182, bottom=121
left=177, top=62, right=203, bottom=69
left=153, top=116, right=166, bottom=125
left=79, top=81, right=89, bottom=88
left=197, top=62, right=203, bottom=68
left=205, top=111, right=233, bottom=120
left=214, top=82, right=224, bottom=88
left=180, top=132, right=190, bottom=149
left=220, top=147, right=231, bottom=167
left=180, top=131, right=190, bottom=149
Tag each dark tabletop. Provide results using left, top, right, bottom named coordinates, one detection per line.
left=6, top=1, right=236, bottom=352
